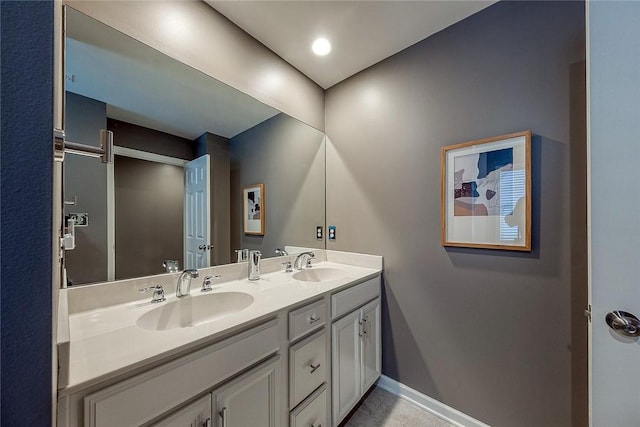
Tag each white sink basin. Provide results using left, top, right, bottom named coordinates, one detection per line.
left=292, top=268, right=346, bottom=282
left=137, top=292, right=254, bottom=331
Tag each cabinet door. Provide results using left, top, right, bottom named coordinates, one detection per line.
left=331, top=310, right=362, bottom=425
left=212, top=357, right=281, bottom=427
left=154, top=394, right=212, bottom=427
left=361, top=299, right=381, bottom=392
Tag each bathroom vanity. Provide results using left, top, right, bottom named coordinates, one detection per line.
left=56, top=250, right=382, bottom=427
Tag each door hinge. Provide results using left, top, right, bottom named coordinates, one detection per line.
left=584, top=304, right=592, bottom=322
left=54, top=128, right=65, bottom=162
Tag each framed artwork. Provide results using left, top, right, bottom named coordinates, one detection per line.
left=441, top=130, right=531, bottom=251
left=243, top=183, right=265, bottom=235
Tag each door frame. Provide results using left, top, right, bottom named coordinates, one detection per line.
left=586, top=2, right=640, bottom=425
left=106, top=146, right=187, bottom=280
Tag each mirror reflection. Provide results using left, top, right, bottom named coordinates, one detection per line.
left=63, top=7, right=326, bottom=286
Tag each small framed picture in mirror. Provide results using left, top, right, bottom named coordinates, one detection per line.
left=243, top=183, right=265, bottom=235
left=441, top=130, right=531, bottom=251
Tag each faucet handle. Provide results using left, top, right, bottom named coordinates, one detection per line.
left=281, top=261, right=293, bottom=273
left=306, top=252, right=316, bottom=268
left=139, top=284, right=166, bottom=303
left=201, top=275, right=221, bottom=292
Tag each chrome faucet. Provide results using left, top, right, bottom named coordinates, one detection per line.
left=162, top=259, right=179, bottom=273
left=139, top=284, right=166, bottom=303
left=235, top=248, right=249, bottom=263
left=248, top=250, right=262, bottom=281
left=294, top=251, right=315, bottom=270
left=201, top=274, right=221, bottom=292
left=176, top=269, right=199, bottom=298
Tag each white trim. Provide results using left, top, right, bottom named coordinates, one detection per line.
left=585, top=3, right=593, bottom=426
left=107, top=160, right=115, bottom=281
left=376, top=375, right=491, bottom=427
left=113, top=146, right=188, bottom=167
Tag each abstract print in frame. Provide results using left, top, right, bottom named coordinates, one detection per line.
left=441, top=131, right=531, bottom=251
left=243, top=183, right=265, bottom=235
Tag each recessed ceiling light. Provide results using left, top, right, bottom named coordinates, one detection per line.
left=312, top=38, right=331, bottom=56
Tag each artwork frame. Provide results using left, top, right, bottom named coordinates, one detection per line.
left=441, top=130, right=531, bottom=251
left=243, top=183, right=265, bottom=235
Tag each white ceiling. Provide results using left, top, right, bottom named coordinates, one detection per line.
left=207, top=1, right=496, bottom=89
left=65, top=2, right=496, bottom=140
left=65, top=7, right=279, bottom=140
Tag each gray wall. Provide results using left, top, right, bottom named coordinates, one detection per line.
left=230, top=113, right=325, bottom=259
left=325, top=2, right=585, bottom=426
left=64, top=92, right=108, bottom=284
left=108, top=118, right=194, bottom=160
left=107, top=119, right=193, bottom=278
left=64, top=112, right=197, bottom=284
left=114, top=156, right=184, bottom=279
left=195, top=132, right=231, bottom=265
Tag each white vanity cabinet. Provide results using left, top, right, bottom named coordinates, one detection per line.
left=287, top=299, right=330, bottom=427
left=58, top=259, right=383, bottom=427
left=331, top=277, right=381, bottom=425
left=360, top=299, right=381, bottom=392
left=60, top=320, right=282, bottom=427
left=211, top=357, right=281, bottom=427
left=154, top=394, right=212, bottom=427
left=290, top=386, right=327, bottom=427
left=152, top=356, right=281, bottom=427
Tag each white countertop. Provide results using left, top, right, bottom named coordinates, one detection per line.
left=60, top=259, right=381, bottom=395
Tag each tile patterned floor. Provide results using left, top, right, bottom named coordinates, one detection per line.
left=341, top=386, right=456, bottom=427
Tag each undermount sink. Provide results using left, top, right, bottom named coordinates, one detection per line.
left=137, top=292, right=254, bottom=331
left=292, top=267, right=346, bottom=283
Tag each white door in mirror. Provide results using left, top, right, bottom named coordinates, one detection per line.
left=184, top=154, right=211, bottom=269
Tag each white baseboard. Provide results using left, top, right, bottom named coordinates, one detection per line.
left=376, top=375, right=491, bottom=427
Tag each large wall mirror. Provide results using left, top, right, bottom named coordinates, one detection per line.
left=63, top=7, right=326, bottom=286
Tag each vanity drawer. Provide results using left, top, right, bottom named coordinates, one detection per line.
left=290, top=386, right=327, bottom=427
left=84, top=319, right=279, bottom=427
left=331, top=276, right=380, bottom=319
left=289, top=299, right=326, bottom=342
left=289, top=330, right=326, bottom=408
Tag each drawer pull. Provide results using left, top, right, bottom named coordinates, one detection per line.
left=311, top=424, right=321, bottom=427
left=219, top=407, right=227, bottom=427
left=309, top=314, right=320, bottom=324
left=203, top=417, right=211, bottom=427
left=309, top=362, right=321, bottom=374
